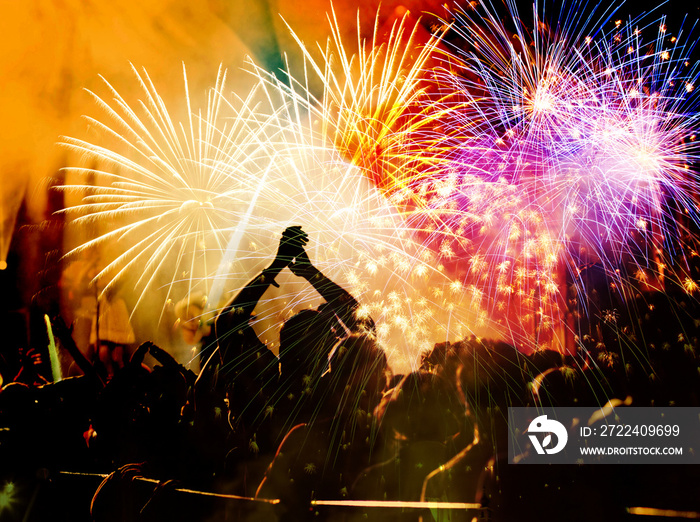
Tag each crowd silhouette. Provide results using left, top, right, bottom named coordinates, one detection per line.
left=1, top=226, right=700, bottom=521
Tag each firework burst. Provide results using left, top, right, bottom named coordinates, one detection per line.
left=58, top=64, right=291, bottom=311
left=59, top=46, right=478, bottom=372
left=57, top=1, right=700, bottom=369
left=244, top=7, right=513, bottom=364
left=361, top=0, right=700, bottom=350
left=278, top=4, right=459, bottom=196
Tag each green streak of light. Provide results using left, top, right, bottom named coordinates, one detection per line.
left=44, top=315, right=62, bottom=382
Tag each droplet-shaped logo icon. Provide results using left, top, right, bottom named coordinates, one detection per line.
left=527, top=415, right=568, bottom=455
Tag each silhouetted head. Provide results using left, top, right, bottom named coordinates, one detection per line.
left=278, top=309, right=337, bottom=377
left=375, top=370, right=464, bottom=444
left=326, top=333, right=390, bottom=415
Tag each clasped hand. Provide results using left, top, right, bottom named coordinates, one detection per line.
left=274, top=226, right=317, bottom=279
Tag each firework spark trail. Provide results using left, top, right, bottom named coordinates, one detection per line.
left=207, top=157, right=274, bottom=310
left=48, top=3, right=700, bottom=488
left=274, top=4, right=562, bottom=348
left=267, top=3, right=579, bottom=350
left=279, top=5, right=458, bottom=195
left=58, top=64, right=283, bottom=311
left=59, top=32, right=481, bottom=372
left=57, top=1, right=700, bottom=371
left=359, top=0, right=700, bottom=351
left=243, top=7, right=509, bottom=363
left=224, top=84, right=472, bottom=367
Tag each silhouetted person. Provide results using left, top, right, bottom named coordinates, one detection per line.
left=256, top=334, right=389, bottom=521
left=196, top=226, right=374, bottom=494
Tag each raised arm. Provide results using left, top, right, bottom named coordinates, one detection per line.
left=290, top=245, right=375, bottom=335
left=215, top=226, right=309, bottom=365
